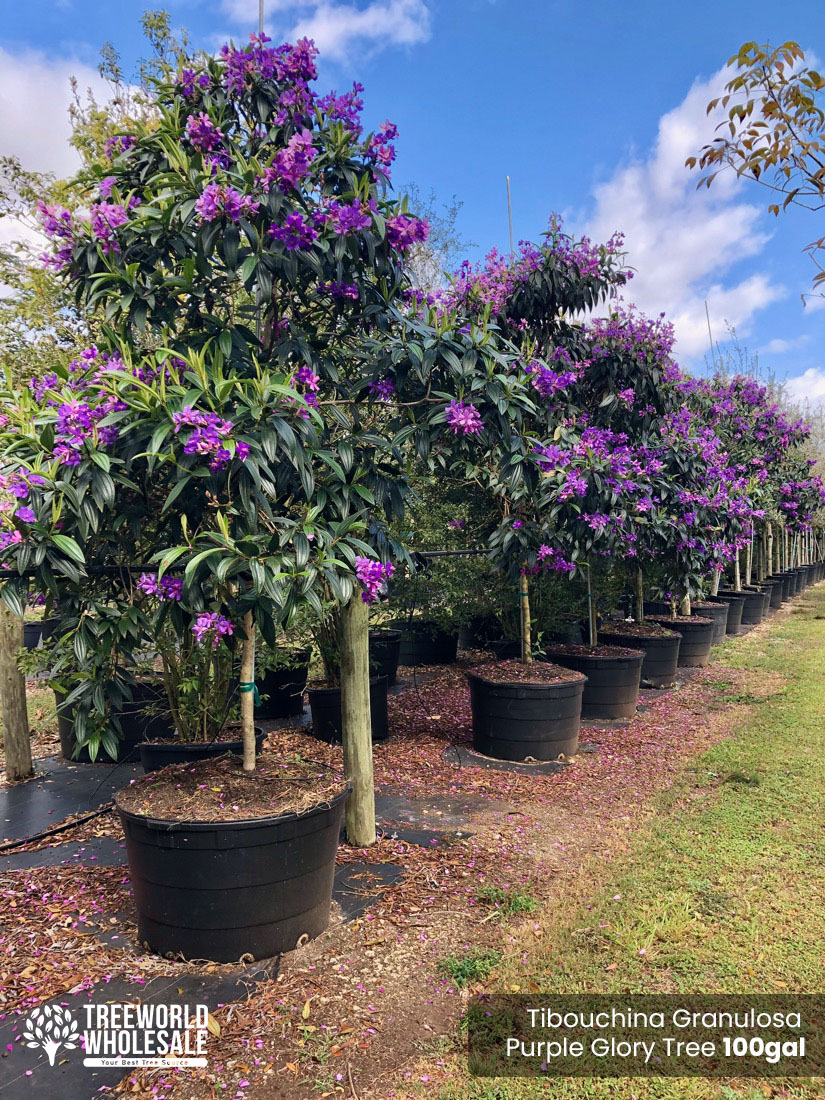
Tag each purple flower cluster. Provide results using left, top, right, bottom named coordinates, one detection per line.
left=445, top=400, right=483, bottom=437
left=355, top=556, right=394, bottom=603
left=534, top=545, right=575, bottom=575
left=195, top=182, right=259, bottom=223
left=386, top=213, right=428, bottom=251
left=90, top=202, right=129, bottom=255
left=192, top=612, right=234, bottom=648
left=270, top=211, right=318, bottom=250
left=172, top=406, right=248, bottom=470
left=367, top=377, right=395, bottom=401
left=318, top=82, right=364, bottom=135
left=137, top=573, right=183, bottom=601
left=366, top=121, right=398, bottom=170
left=266, top=129, right=317, bottom=191
left=104, top=135, right=135, bottom=160
left=186, top=112, right=225, bottom=152
left=37, top=202, right=75, bottom=272
left=178, top=68, right=211, bottom=97
left=318, top=281, right=359, bottom=301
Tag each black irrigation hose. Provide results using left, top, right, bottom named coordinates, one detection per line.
left=0, top=801, right=114, bottom=855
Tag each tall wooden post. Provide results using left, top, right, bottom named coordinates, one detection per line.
left=635, top=567, right=645, bottom=621
left=339, top=595, right=375, bottom=846
left=519, top=570, right=532, bottom=663
left=0, top=605, right=31, bottom=781
left=734, top=549, right=741, bottom=591
left=240, top=610, right=256, bottom=772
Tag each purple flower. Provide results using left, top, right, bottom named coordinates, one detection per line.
left=269, top=212, right=318, bottom=251
left=90, top=202, right=129, bottom=255
left=14, top=507, right=36, bottom=524
left=192, top=612, right=234, bottom=648
left=444, top=399, right=483, bottom=437
left=267, top=129, right=317, bottom=191
left=138, top=573, right=183, bottom=602
left=512, top=520, right=523, bottom=529
left=355, top=557, right=393, bottom=604
left=195, top=183, right=258, bottom=223
left=368, top=377, right=395, bottom=401
left=386, top=213, right=428, bottom=251
left=186, top=112, right=225, bottom=152
left=318, top=281, right=359, bottom=301
left=104, top=135, right=135, bottom=160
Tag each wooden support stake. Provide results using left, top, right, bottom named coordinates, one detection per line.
left=240, top=610, right=256, bottom=772
left=340, top=595, right=375, bottom=847
left=520, top=569, right=532, bottom=663
left=0, top=604, right=31, bottom=781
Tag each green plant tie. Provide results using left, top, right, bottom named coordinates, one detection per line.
left=238, top=681, right=261, bottom=706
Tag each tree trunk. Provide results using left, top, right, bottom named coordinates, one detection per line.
left=745, top=525, right=753, bottom=586
left=711, top=567, right=721, bottom=596
left=680, top=594, right=691, bottom=616
left=240, top=611, right=256, bottom=772
left=339, top=595, right=375, bottom=847
left=734, top=550, right=741, bottom=592
left=520, top=569, right=532, bottom=664
left=586, top=563, right=597, bottom=646
left=635, top=567, right=644, bottom=621
left=0, top=605, right=31, bottom=781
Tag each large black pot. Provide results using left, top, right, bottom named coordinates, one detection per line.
left=720, top=588, right=765, bottom=625
left=598, top=629, right=680, bottom=688
left=308, top=676, right=389, bottom=743
left=117, top=784, right=350, bottom=962
left=488, top=639, right=522, bottom=660
left=467, top=670, right=584, bottom=762
left=459, top=616, right=503, bottom=649
left=56, top=678, right=174, bottom=764
left=792, top=568, right=808, bottom=592
left=693, top=601, right=730, bottom=644
left=761, top=578, right=784, bottom=610
left=23, top=617, right=58, bottom=651
left=541, top=646, right=644, bottom=720
left=394, top=621, right=459, bottom=666
left=256, top=649, right=311, bottom=719
left=648, top=617, right=714, bottom=667
left=768, top=574, right=789, bottom=603
left=369, top=630, right=401, bottom=687
left=140, top=728, right=265, bottom=773
left=711, top=592, right=745, bottom=634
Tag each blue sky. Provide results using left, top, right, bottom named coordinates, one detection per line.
left=2, top=0, right=825, bottom=396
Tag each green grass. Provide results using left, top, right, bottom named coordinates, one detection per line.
left=408, top=589, right=825, bottom=1099
left=438, top=949, right=503, bottom=989
left=476, top=884, right=539, bottom=918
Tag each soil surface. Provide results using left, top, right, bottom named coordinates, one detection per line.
left=466, top=659, right=586, bottom=684
left=647, top=614, right=714, bottom=625
left=542, top=642, right=644, bottom=657
left=114, top=753, right=347, bottom=822
left=599, top=619, right=679, bottom=638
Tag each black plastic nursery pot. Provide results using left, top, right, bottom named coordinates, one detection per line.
left=693, top=601, right=730, bottom=644
left=711, top=592, right=745, bottom=634
left=308, top=676, right=389, bottom=743
left=56, top=678, right=175, bottom=764
left=540, top=645, right=644, bottom=720
left=647, top=616, right=714, bottom=667
left=767, top=574, right=789, bottom=603
left=459, top=616, right=503, bottom=649
left=140, top=729, right=265, bottom=773
left=369, top=630, right=402, bottom=687
left=597, top=629, right=680, bottom=688
left=256, top=649, right=311, bottom=719
left=762, top=578, right=784, bottom=610
left=23, top=618, right=58, bottom=651
left=488, top=638, right=522, bottom=660
left=466, top=670, right=585, bottom=762
left=393, top=621, right=459, bottom=666
left=116, top=785, right=350, bottom=962
left=720, top=588, right=765, bottom=625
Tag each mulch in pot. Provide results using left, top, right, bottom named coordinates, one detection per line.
left=116, top=752, right=346, bottom=823
left=542, top=642, right=644, bottom=658
left=599, top=619, right=679, bottom=638
left=468, top=658, right=586, bottom=685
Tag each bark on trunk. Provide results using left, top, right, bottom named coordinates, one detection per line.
left=711, top=568, right=721, bottom=596
left=339, top=595, right=375, bottom=847
left=240, top=610, right=256, bottom=772
left=0, top=605, right=31, bottom=781
left=520, top=570, right=532, bottom=664
left=680, top=595, right=691, bottom=616
left=635, top=567, right=645, bottom=621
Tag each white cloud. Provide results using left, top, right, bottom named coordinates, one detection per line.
left=220, top=0, right=431, bottom=60
left=585, top=69, right=785, bottom=361
left=785, top=367, right=825, bottom=405
left=0, top=47, right=107, bottom=178
left=759, top=335, right=809, bottom=355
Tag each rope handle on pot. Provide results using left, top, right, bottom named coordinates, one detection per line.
left=238, top=680, right=261, bottom=706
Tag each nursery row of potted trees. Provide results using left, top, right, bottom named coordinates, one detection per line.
left=2, top=28, right=824, bottom=965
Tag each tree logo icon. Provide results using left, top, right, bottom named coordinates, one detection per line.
left=23, top=1004, right=80, bottom=1066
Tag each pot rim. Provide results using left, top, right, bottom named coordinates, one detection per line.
left=465, top=668, right=586, bottom=690
left=115, top=781, right=351, bottom=831
left=307, top=675, right=388, bottom=697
